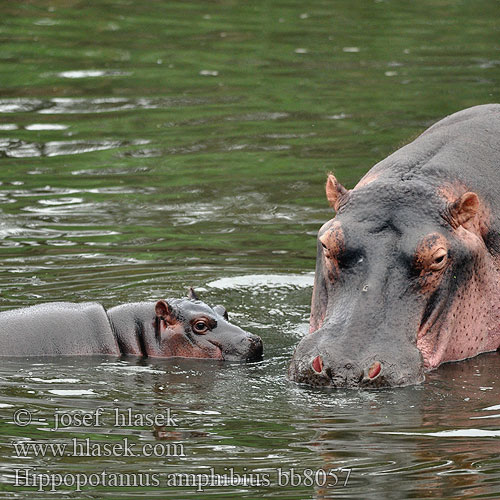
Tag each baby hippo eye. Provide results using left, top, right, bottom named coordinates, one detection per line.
left=192, top=319, right=209, bottom=335
left=429, top=248, right=448, bottom=271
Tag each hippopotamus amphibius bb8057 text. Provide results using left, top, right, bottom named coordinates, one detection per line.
left=0, top=289, right=263, bottom=362
left=289, top=104, right=500, bottom=388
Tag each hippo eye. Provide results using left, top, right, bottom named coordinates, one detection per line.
left=192, top=320, right=209, bottom=335
left=429, top=248, right=448, bottom=271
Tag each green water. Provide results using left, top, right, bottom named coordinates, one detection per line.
left=0, top=1, right=499, bottom=498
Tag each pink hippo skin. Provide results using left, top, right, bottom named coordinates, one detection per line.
left=289, top=104, right=500, bottom=388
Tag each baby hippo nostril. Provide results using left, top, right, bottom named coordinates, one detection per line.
left=367, top=361, right=382, bottom=379
left=312, top=355, right=323, bottom=373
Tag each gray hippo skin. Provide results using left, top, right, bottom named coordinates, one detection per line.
left=289, top=104, right=500, bottom=388
left=0, top=289, right=263, bottom=361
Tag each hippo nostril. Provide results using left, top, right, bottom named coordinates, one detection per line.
left=312, top=355, right=323, bottom=373
left=367, top=361, right=382, bottom=379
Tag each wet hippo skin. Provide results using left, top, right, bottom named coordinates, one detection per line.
left=289, top=104, right=500, bottom=388
left=0, top=289, right=263, bottom=362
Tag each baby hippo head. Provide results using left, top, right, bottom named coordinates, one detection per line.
left=153, top=289, right=263, bottom=362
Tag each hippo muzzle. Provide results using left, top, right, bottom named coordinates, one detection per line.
left=289, top=325, right=425, bottom=388
left=211, top=327, right=263, bottom=362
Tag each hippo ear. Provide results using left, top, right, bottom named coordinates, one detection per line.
left=213, top=305, right=229, bottom=321
left=449, top=192, right=479, bottom=228
left=155, top=300, right=175, bottom=323
left=326, top=174, right=349, bottom=212
left=187, top=287, right=199, bottom=301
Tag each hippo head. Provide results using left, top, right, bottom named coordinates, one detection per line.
left=151, top=289, right=263, bottom=362
left=289, top=173, right=498, bottom=388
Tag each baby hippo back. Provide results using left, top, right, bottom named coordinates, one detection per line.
left=0, top=302, right=119, bottom=356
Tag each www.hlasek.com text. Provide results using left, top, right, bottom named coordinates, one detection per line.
left=13, top=437, right=185, bottom=458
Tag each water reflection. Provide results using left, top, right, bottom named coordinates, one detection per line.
left=298, top=354, right=500, bottom=499
left=0, top=97, right=239, bottom=115
left=2, top=350, right=498, bottom=499
left=0, top=138, right=149, bottom=158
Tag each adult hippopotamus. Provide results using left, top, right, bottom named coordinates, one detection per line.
left=0, top=289, right=263, bottom=361
left=289, top=104, right=500, bottom=388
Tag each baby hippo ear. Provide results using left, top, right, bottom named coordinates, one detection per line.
left=326, top=174, right=349, bottom=212
left=187, top=287, right=199, bottom=301
left=449, top=192, right=479, bottom=228
left=213, top=305, right=229, bottom=321
left=155, top=300, right=175, bottom=324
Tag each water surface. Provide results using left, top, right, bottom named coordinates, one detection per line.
left=1, top=1, right=500, bottom=498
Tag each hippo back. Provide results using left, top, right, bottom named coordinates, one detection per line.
left=0, top=302, right=119, bottom=356
left=367, top=104, right=500, bottom=212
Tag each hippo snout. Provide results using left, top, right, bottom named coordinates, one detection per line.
left=246, top=334, right=264, bottom=362
left=288, top=330, right=425, bottom=388
left=218, top=330, right=263, bottom=362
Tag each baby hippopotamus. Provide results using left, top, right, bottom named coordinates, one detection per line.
left=0, top=288, right=263, bottom=362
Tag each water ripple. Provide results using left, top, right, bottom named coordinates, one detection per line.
left=379, top=429, right=500, bottom=438
left=56, top=69, right=132, bottom=79
left=0, top=138, right=149, bottom=158
left=0, top=96, right=240, bottom=115
left=207, top=273, right=314, bottom=290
